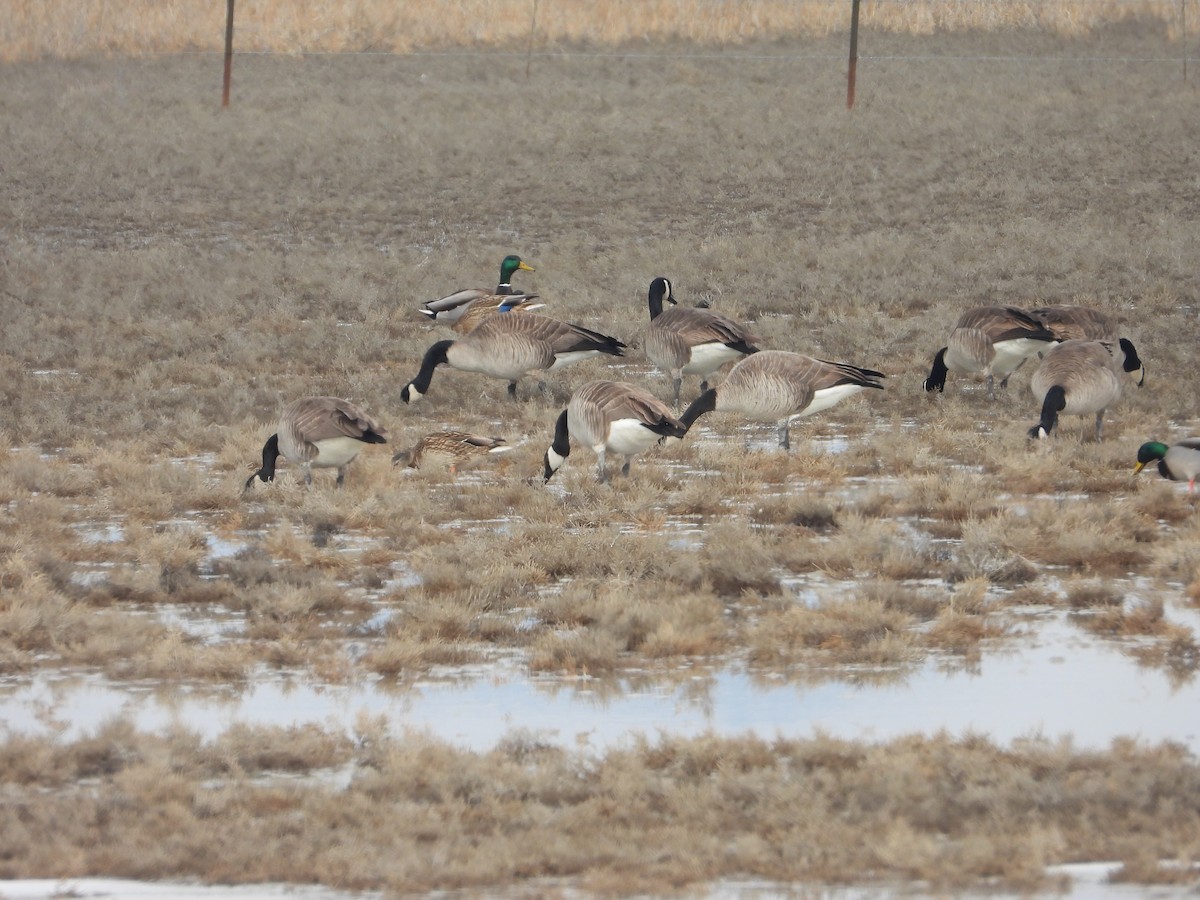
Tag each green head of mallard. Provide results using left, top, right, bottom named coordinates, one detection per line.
left=1133, top=441, right=1169, bottom=475
left=499, top=255, right=535, bottom=287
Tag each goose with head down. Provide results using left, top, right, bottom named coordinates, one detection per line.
left=679, top=349, right=885, bottom=450
left=924, top=306, right=1059, bottom=400
left=244, top=396, right=387, bottom=491
left=1027, top=338, right=1145, bottom=441
left=543, top=380, right=686, bottom=483
left=401, top=311, right=627, bottom=403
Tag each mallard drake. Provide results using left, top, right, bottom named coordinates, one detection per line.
left=1027, top=339, right=1145, bottom=440
left=401, top=311, right=626, bottom=403
left=1134, top=439, right=1200, bottom=491
left=924, top=306, right=1059, bottom=399
left=449, top=293, right=544, bottom=335
left=643, top=276, right=761, bottom=405
left=420, top=255, right=537, bottom=326
left=393, top=431, right=512, bottom=473
left=244, top=397, right=387, bottom=491
left=680, top=350, right=885, bottom=450
left=543, top=380, right=687, bottom=482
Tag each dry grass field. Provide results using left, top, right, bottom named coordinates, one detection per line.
left=2, top=8, right=1200, bottom=897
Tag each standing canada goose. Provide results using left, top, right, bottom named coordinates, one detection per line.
left=1029, top=305, right=1118, bottom=342
left=450, top=294, right=544, bottom=335
left=401, top=311, right=626, bottom=403
left=243, top=397, right=387, bottom=491
left=643, top=276, right=761, bottom=405
left=543, top=380, right=687, bottom=482
left=924, top=306, right=1059, bottom=400
left=1134, top=439, right=1200, bottom=492
left=679, top=350, right=885, bottom=450
left=1027, top=339, right=1145, bottom=441
left=419, top=254, right=537, bottom=326
left=392, top=431, right=512, bottom=474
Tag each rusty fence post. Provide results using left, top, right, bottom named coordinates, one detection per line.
left=847, top=0, right=861, bottom=109
left=222, top=0, right=236, bottom=107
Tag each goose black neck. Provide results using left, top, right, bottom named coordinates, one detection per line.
left=647, top=277, right=674, bottom=320
left=679, top=388, right=718, bottom=433
left=1036, top=385, right=1067, bottom=436
left=246, top=433, right=280, bottom=489
left=923, top=348, right=948, bottom=393
left=413, top=341, right=452, bottom=389
left=1119, top=338, right=1142, bottom=373
left=543, top=409, right=571, bottom=482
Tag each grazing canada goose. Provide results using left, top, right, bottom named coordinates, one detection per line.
left=1027, top=338, right=1145, bottom=441
left=401, top=311, right=626, bottom=403
left=420, top=254, right=537, bottom=325
left=543, top=380, right=687, bottom=482
left=1134, top=439, right=1200, bottom=492
left=924, top=306, right=1059, bottom=400
left=392, top=431, right=512, bottom=474
left=449, top=294, right=544, bottom=335
left=243, top=397, right=387, bottom=492
left=643, top=276, right=761, bottom=405
left=679, top=350, right=885, bottom=450
left=1029, top=304, right=1118, bottom=342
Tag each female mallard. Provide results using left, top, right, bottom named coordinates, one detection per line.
left=393, top=431, right=511, bottom=474
left=1134, top=439, right=1200, bottom=491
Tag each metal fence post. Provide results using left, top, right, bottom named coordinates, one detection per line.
left=222, top=0, right=236, bottom=107
left=847, top=0, right=862, bottom=109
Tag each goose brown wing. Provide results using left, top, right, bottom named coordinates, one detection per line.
left=956, top=306, right=1056, bottom=343
left=289, top=397, right=386, bottom=443
left=657, top=307, right=759, bottom=349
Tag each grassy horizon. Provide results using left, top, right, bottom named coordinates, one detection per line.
left=2, top=0, right=1189, bottom=62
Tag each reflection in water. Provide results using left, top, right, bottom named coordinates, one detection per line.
left=1, top=611, right=1197, bottom=753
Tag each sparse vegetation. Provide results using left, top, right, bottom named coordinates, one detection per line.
left=2, top=12, right=1199, bottom=897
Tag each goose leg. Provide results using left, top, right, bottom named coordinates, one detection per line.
left=672, top=375, right=682, bottom=407
left=303, top=465, right=314, bottom=486
left=986, top=374, right=997, bottom=401
left=1094, top=411, right=1105, bottom=442
left=777, top=421, right=790, bottom=451
left=335, top=466, right=347, bottom=488
left=507, top=381, right=518, bottom=399
left=596, top=449, right=608, bottom=483
left=621, top=456, right=632, bottom=477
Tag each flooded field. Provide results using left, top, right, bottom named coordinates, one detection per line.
left=3, top=25, right=1200, bottom=896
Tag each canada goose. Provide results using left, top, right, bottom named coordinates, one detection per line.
left=1134, top=439, right=1200, bottom=492
left=924, top=306, right=1059, bottom=399
left=543, top=380, right=687, bottom=482
left=679, top=350, right=885, bottom=450
left=401, top=311, right=626, bottom=403
left=643, top=276, right=761, bottom=405
left=392, top=431, right=512, bottom=473
left=243, top=397, right=387, bottom=491
left=450, top=294, right=544, bottom=335
left=1027, top=338, right=1145, bottom=441
left=1029, top=304, right=1118, bottom=342
left=420, top=254, right=537, bottom=325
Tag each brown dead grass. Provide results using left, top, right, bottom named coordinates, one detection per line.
left=2, top=24, right=1200, bottom=895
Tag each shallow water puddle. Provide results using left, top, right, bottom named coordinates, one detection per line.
left=2, top=609, right=1197, bottom=753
